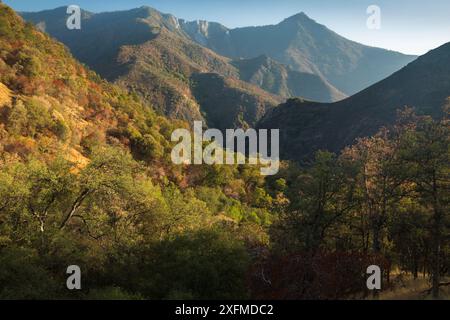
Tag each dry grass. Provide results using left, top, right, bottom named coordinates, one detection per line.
left=376, top=274, right=450, bottom=300
left=0, top=82, right=11, bottom=106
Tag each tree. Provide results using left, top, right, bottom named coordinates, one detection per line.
left=280, top=151, right=356, bottom=253
left=396, top=112, right=449, bottom=298
left=124, top=230, right=251, bottom=299
left=343, top=129, right=405, bottom=254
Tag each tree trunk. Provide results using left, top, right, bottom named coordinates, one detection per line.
left=372, top=214, right=382, bottom=253
left=431, top=175, right=441, bottom=299
left=413, top=254, right=419, bottom=280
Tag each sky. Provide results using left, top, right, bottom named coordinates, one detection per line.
left=4, top=0, right=450, bottom=55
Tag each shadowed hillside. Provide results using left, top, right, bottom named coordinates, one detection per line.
left=21, top=7, right=281, bottom=127
left=191, top=73, right=280, bottom=129
left=23, top=6, right=403, bottom=128
left=1, top=3, right=449, bottom=301
left=258, top=43, right=450, bottom=161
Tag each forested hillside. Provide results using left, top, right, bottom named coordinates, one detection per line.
left=21, top=6, right=282, bottom=128
left=0, top=4, right=449, bottom=300
left=259, top=42, right=450, bottom=162
left=22, top=6, right=367, bottom=128
left=0, top=4, right=284, bottom=299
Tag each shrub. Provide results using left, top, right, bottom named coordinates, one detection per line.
left=129, top=230, right=251, bottom=299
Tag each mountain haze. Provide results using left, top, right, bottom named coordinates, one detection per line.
left=20, top=6, right=413, bottom=126
left=181, top=12, right=417, bottom=95
left=22, top=6, right=281, bottom=127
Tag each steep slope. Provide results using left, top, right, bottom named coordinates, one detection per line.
left=181, top=12, right=417, bottom=95
left=21, top=6, right=281, bottom=127
left=110, top=27, right=241, bottom=123
left=21, top=6, right=185, bottom=77
left=232, top=55, right=346, bottom=102
left=0, top=5, right=288, bottom=300
left=191, top=73, right=280, bottom=130
left=258, top=43, right=450, bottom=162
left=0, top=4, right=180, bottom=164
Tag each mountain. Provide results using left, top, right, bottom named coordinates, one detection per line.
left=22, top=6, right=394, bottom=130
left=190, top=73, right=280, bottom=130
left=0, top=4, right=181, bottom=165
left=232, top=55, right=346, bottom=102
left=258, top=42, right=450, bottom=162
left=0, top=4, right=285, bottom=300
left=21, top=6, right=281, bottom=128
left=181, top=12, right=417, bottom=95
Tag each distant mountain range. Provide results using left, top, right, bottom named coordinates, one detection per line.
left=258, top=42, right=450, bottom=161
left=178, top=12, right=417, bottom=95
left=21, top=7, right=280, bottom=128
left=21, top=5, right=446, bottom=164
left=22, top=6, right=416, bottom=129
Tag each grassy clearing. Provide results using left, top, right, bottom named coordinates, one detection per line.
left=376, top=274, right=450, bottom=300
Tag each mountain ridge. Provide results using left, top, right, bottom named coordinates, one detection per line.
left=258, top=42, right=450, bottom=161
left=21, top=7, right=283, bottom=127
left=232, top=54, right=346, bottom=102
left=22, top=6, right=356, bottom=127
left=178, top=10, right=417, bottom=95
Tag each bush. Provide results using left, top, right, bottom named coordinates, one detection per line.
left=0, top=246, right=62, bottom=299
left=53, top=116, right=70, bottom=141
left=128, top=230, right=251, bottom=299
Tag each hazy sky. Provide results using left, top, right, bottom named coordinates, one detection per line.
left=5, top=0, right=450, bottom=55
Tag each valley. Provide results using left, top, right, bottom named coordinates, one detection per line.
left=22, top=6, right=415, bottom=130
left=0, top=2, right=448, bottom=301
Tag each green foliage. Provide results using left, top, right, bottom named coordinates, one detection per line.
left=0, top=246, right=62, bottom=299
left=132, top=230, right=250, bottom=299
left=3, top=98, right=69, bottom=141
left=0, top=3, right=448, bottom=300
left=131, top=132, right=164, bottom=160
left=195, top=186, right=228, bottom=213
left=0, top=4, right=271, bottom=300
left=271, top=110, right=449, bottom=298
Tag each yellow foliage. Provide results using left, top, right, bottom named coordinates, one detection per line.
left=0, top=82, right=11, bottom=106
